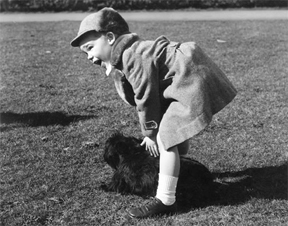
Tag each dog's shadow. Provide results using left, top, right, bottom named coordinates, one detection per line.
left=0, top=111, right=96, bottom=131
left=179, top=163, right=287, bottom=212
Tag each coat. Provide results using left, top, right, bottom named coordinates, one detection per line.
left=109, top=33, right=237, bottom=150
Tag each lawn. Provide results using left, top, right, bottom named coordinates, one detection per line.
left=0, top=18, right=287, bottom=225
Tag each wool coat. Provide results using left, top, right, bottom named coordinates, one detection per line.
left=109, top=33, right=237, bottom=150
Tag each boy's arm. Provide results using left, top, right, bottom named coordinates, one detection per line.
left=123, top=53, right=161, bottom=138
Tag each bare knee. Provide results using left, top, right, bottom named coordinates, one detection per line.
left=157, top=134, right=189, bottom=155
left=157, top=134, right=178, bottom=154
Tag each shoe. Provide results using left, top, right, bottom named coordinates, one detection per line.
left=127, top=198, right=177, bottom=218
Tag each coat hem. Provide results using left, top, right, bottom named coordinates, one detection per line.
left=159, top=111, right=212, bottom=150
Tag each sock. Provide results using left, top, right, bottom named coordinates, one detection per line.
left=156, top=174, right=178, bottom=206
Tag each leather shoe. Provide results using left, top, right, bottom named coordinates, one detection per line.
left=127, top=198, right=177, bottom=218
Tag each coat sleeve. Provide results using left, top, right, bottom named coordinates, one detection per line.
left=123, top=52, right=161, bottom=138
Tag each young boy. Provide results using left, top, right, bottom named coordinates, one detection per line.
left=71, top=8, right=237, bottom=218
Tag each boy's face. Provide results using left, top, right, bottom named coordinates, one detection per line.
left=79, top=31, right=115, bottom=75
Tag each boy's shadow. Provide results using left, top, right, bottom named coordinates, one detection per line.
left=179, top=163, right=287, bottom=212
left=0, top=111, right=96, bottom=131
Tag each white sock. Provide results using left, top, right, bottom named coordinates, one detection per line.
left=156, top=174, right=178, bottom=206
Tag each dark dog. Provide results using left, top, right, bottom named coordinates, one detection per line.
left=102, top=133, right=215, bottom=204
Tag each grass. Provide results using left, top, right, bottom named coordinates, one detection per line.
left=0, top=18, right=287, bottom=225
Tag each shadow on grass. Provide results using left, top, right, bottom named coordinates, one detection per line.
left=179, top=164, right=287, bottom=212
left=0, top=111, right=96, bottom=129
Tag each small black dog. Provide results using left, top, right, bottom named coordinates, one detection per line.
left=102, top=132, right=215, bottom=204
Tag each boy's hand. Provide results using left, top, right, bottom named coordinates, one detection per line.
left=141, top=136, right=159, bottom=157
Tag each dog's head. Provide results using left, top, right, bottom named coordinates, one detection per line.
left=104, top=132, right=143, bottom=169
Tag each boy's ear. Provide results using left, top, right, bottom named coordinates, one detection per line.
left=106, top=32, right=116, bottom=45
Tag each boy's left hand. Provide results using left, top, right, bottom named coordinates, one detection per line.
left=141, top=136, right=159, bottom=157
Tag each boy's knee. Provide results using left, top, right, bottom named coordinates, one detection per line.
left=156, top=133, right=165, bottom=151
left=157, top=134, right=189, bottom=155
left=157, top=134, right=177, bottom=153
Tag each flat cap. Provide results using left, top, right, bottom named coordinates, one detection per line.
left=71, top=7, right=129, bottom=47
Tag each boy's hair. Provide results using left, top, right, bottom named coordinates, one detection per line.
left=71, top=7, right=129, bottom=47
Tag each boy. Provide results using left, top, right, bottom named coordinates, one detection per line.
left=71, top=7, right=237, bottom=218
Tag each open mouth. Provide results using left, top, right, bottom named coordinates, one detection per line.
left=93, top=59, right=102, bottom=66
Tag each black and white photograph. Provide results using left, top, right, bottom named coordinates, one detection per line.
left=0, top=0, right=287, bottom=225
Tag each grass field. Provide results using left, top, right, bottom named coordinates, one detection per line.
left=0, top=18, right=287, bottom=225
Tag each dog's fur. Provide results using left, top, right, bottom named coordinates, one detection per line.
left=102, top=133, right=215, bottom=203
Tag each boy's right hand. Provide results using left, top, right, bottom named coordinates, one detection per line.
left=141, top=136, right=159, bottom=157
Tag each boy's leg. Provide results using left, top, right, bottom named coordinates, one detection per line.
left=157, top=139, right=190, bottom=205
left=127, top=134, right=180, bottom=218
left=156, top=134, right=180, bottom=205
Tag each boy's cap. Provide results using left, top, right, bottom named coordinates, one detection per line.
left=71, top=7, right=129, bottom=47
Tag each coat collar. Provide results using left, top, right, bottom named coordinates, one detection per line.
left=110, top=33, right=139, bottom=66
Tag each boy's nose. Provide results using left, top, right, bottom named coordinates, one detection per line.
left=87, top=54, right=93, bottom=61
